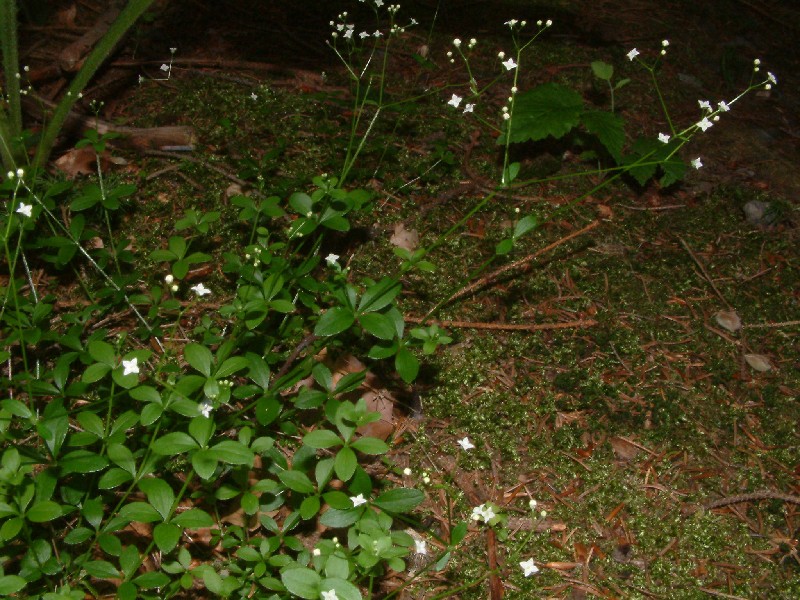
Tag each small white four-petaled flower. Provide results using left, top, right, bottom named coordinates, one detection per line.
left=321, top=590, right=338, bottom=600
left=471, top=503, right=495, bottom=522
left=191, top=283, right=211, bottom=296
left=198, top=400, right=213, bottom=418
left=457, top=437, right=475, bottom=451
left=351, top=494, right=367, bottom=507
left=519, top=557, right=539, bottom=577
left=325, top=253, right=339, bottom=266
left=447, top=94, right=462, bottom=108
left=658, top=133, right=670, bottom=144
left=626, top=48, right=639, bottom=61
left=502, top=58, right=517, bottom=71
left=16, top=203, right=32, bottom=217
left=696, top=117, right=713, bottom=132
left=122, top=357, right=139, bottom=376
left=691, top=157, right=703, bottom=169
left=463, top=103, right=474, bottom=114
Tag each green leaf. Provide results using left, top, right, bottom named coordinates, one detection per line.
left=172, top=508, right=214, bottom=528
left=358, top=277, right=401, bottom=313
left=513, top=215, right=539, bottom=240
left=26, top=500, right=62, bottom=522
left=64, top=526, right=93, bottom=544
left=82, top=362, right=111, bottom=383
left=581, top=110, right=625, bottom=162
left=185, top=343, right=213, bottom=377
left=83, top=560, right=120, bottom=579
left=215, top=356, right=250, bottom=378
left=154, top=522, right=181, bottom=553
left=212, top=440, right=255, bottom=466
left=503, top=83, right=584, bottom=143
left=303, top=429, right=343, bottom=449
left=88, top=340, right=116, bottom=366
left=279, top=470, right=316, bottom=494
left=0, top=517, right=24, bottom=541
left=289, top=192, right=313, bottom=215
left=373, top=488, right=425, bottom=513
left=138, top=478, right=175, bottom=521
left=495, top=238, right=513, bottom=256
left=189, top=416, right=215, bottom=448
left=591, top=60, right=614, bottom=81
left=334, top=446, right=357, bottom=481
left=106, top=443, right=136, bottom=475
left=151, top=432, right=198, bottom=455
left=59, top=450, right=109, bottom=474
left=358, top=312, right=396, bottom=340
left=76, top=411, right=106, bottom=438
left=314, top=306, right=355, bottom=336
left=0, top=575, right=26, bottom=595
left=98, top=468, right=133, bottom=489
left=451, top=521, right=468, bottom=545
left=299, top=495, right=321, bottom=520
left=281, top=566, right=321, bottom=599
left=118, top=502, right=162, bottom=523
left=395, top=348, right=419, bottom=383
left=192, top=449, right=218, bottom=480
left=351, top=437, right=389, bottom=455
left=133, top=571, right=170, bottom=589
left=319, top=508, right=359, bottom=528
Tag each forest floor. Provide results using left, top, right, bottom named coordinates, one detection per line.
left=17, top=0, right=800, bottom=597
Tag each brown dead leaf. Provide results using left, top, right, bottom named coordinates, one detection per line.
left=54, top=147, right=105, bottom=178
left=389, top=222, right=419, bottom=252
left=610, top=436, right=640, bottom=462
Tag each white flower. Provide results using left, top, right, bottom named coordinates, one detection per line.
left=504, top=19, right=517, bottom=27
left=321, top=591, right=338, bottom=600
left=15, top=168, right=24, bottom=179
left=753, top=58, right=761, bottom=66
left=457, top=437, right=475, bottom=451
left=661, top=39, right=669, bottom=47
left=497, top=51, right=505, bottom=59
left=469, top=38, right=477, bottom=48
left=164, top=274, right=174, bottom=285
left=160, top=64, right=169, bottom=72
left=698, top=99, right=712, bottom=112
left=691, top=157, right=703, bottom=169
left=463, top=103, right=474, bottom=114
left=351, top=494, right=367, bottom=507
left=250, top=92, right=258, bottom=101
left=447, top=94, right=462, bottom=108
left=198, top=400, right=213, bottom=418
left=16, top=203, right=32, bottom=217
left=373, top=30, right=382, bottom=37
left=626, top=48, right=639, bottom=61
left=452, top=38, right=461, bottom=47
left=6, top=171, right=13, bottom=180
left=519, top=558, right=539, bottom=577
left=191, top=283, right=211, bottom=296
left=359, top=31, right=369, bottom=39
left=403, top=467, right=412, bottom=476
left=696, top=117, right=713, bottom=132
left=325, top=253, right=340, bottom=266
left=545, top=19, right=552, bottom=27
left=502, top=58, right=517, bottom=71
left=344, top=28, right=354, bottom=39
left=717, top=100, right=730, bottom=112
left=122, top=358, right=140, bottom=376
left=471, top=503, right=496, bottom=522
left=658, top=133, right=670, bottom=144
left=414, top=539, right=427, bottom=555
left=313, top=548, right=321, bottom=556
left=374, top=0, right=383, bottom=6
left=767, top=71, right=777, bottom=85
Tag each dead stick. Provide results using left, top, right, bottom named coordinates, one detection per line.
left=404, top=316, right=597, bottom=332
left=743, top=319, right=800, bottom=329
left=677, top=236, right=730, bottom=308
left=448, top=220, right=600, bottom=304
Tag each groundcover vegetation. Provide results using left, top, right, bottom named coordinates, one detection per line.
left=1, top=0, right=798, bottom=598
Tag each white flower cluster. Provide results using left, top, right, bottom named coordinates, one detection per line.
left=471, top=502, right=496, bottom=523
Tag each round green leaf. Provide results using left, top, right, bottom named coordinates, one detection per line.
left=0, top=575, right=26, bottom=595
left=154, top=522, right=182, bottom=553
left=281, top=566, right=320, bottom=599
left=299, top=495, right=321, bottom=520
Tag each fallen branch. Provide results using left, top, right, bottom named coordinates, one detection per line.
left=404, top=316, right=597, bottom=332
left=446, top=220, right=600, bottom=304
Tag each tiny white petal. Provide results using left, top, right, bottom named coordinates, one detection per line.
left=16, top=203, right=32, bottom=217
left=691, top=157, right=703, bottom=169
left=191, top=283, right=211, bottom=296
left=627, top=48, right=639, bottom=61
left=698, top=99, right=712, bottom=111
left=414, top=539, right=427, bottom=555
left=658, top=133, right=670, bottom=144
left=321, top=590, right=339, bottom=600
left=325, top=253, right=340, bottom=266
left=463, top=103, right=474, bottom=114
left=767, top=71, right=777, bottom=85
left=198, top=400, right=213, bottom=418
left=717, top=100, right=730, bottom=112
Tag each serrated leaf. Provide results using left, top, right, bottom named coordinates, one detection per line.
left=581, top=110, right=625, bottom=162
left=503, top=83, right=584, bottom=144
